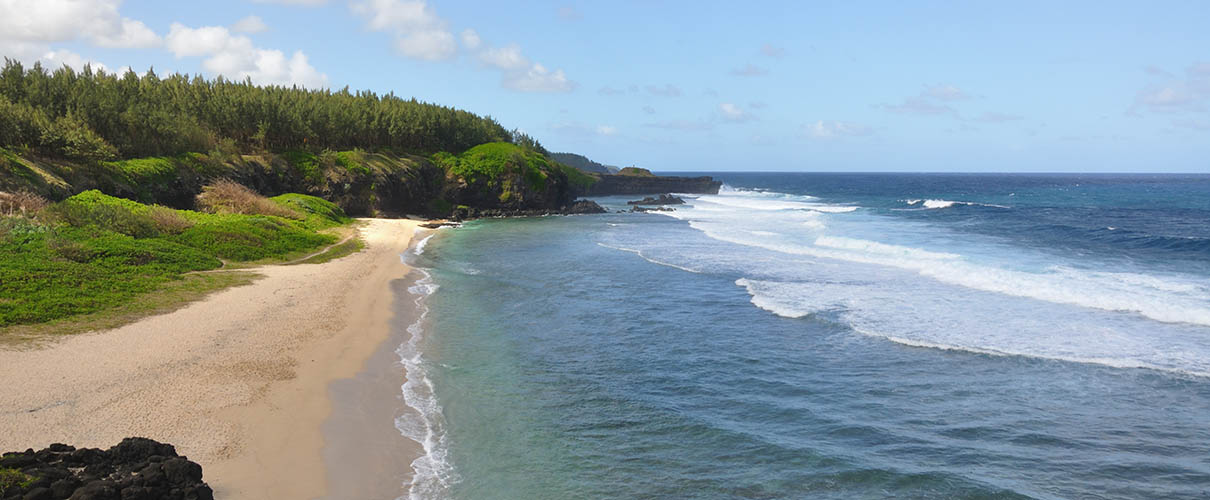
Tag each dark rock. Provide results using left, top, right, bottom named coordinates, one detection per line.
left=564, top=200, right=607, bottom=214
left=1, top=440, right=209, bottom=500
left=21, top=488, right=51, bottom=500
left=626, top=194, right=684, bottom=206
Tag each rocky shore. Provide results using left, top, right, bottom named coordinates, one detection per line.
left=0, top=438, right=212, bottom=500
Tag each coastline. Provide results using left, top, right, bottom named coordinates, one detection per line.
left=0, top=218, right=427, bottom=499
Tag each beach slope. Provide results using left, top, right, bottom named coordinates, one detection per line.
left=0, top=218, right=423, bottom=499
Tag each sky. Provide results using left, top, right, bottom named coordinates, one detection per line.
left=1, top=0, right=1208, bottom=173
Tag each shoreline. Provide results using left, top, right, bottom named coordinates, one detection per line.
left=0, top=218, right=427, bottom=499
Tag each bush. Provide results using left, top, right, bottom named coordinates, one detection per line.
left=44, top=192, right=160, bottom=238
left=148, top=205, right=194, bottom=234
left=270, top=193, right=350, bottom=228
left=195, top=179, right=301, bottom=219
left=0, top=190, right=49, bottom=217
left=40, top=113, right=118, bottom=162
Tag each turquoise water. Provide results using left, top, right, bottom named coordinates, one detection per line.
left=399, top=174, right=1210, bottom=499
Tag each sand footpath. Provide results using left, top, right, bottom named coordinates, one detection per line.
left=0, top=218, right=425, bottom=499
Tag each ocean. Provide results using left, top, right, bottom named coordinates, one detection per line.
left=398, top=173, right=1210, bottom=499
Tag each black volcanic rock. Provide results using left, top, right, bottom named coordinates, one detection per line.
left=565, top=200, right=608, bottom=214
left=627, top=194, right=685, bottom=206
left=0, top=438, right=212, bottom=500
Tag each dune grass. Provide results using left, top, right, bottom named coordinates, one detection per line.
left=0, top=187, right=351, bottom=333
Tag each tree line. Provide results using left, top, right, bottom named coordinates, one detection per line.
left=0, top=59, right=545, bottom=161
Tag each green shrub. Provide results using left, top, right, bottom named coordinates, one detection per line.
left=45, top=191, right=159, bottom=238
left=40, top=113, right=118, bottom=162
left=0, top=468, right=35, bottom=490
left=282, top=150, right=322, bottom=184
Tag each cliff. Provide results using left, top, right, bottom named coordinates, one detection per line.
left=580, top=174, right=721, bottom=196
left=0, top=143, right=594, bottom=218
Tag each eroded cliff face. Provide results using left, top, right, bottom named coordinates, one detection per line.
left=579, top=174, right=721, bottom=196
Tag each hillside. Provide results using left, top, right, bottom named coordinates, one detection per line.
left=549, top=152, right=619, bottom=175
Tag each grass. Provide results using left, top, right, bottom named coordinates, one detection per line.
left=0, top=468, right=36, bottom=490
left=292, top=233, right=364, bottom=265
left=0, top=272, right=256, bottom=346
left=0, top=188, right=350, bottom=332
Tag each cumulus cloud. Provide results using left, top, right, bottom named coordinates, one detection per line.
left=352, top=0, right=455, bottom=61
left=165, top=23, right=327, bottom=88
left=502, top=63, right=575, bottom=92
left=596, top=125, right=617, bottom=136
left=232, top=15, right=269, bottom=34
left=351, top=0, right=573, bottom=92
left=730, top=63, right=768, bottom=77
left=40, top=49, right=129, bottom=74
left=804, top=120, right=872, bottom=139
left=1131, top=61, right=1210, bottom=114
left=646, top=84, right=682, bottom=97
left=479, top=44, right=528, bottom=70
left=460, top=28, right=481, bottom=50
left=719, top=103, right=755, bottom=122
left=0, top=0, right=161, bottom=56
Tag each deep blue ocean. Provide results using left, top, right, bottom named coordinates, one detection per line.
left=397, top=173, right=1210, bottom=499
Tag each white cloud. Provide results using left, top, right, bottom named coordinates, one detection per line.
left=550, top=121, right=616, bottom=137
left=479, top=44, right=528, bottom=70
left=460, top=28, right=481, bottom=50
left=596, top=125, right=617, bottom=136
left=805, top=120, right=872, bottom=139
left=352, top=0, right=455, bottom=61
left=165, top=23, right=327, bottom=88
left=730, top=63, right=768, bottom=77
left=642, top=105, right=656, bottom=114
left=719, top=103, right=755, bottom=122
left=351, top=0, right=574, bottom=91
left=646, top=84, right=682, bottom=97
left=0, top=0, right=161, bottom=51
left=232, top=15, right=269, bottom=34
left=40, top=49, right=129, bottom=74
left=1131, top=61, right=1210, bottom=114
left=922, top=84, right=971, bottom=101
left=503, top=63, right=575, bottom=93
left=394, top=29, right=455, bottom=60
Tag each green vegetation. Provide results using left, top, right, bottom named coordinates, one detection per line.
left=0, top=188, right=346, bottom=328
left=617, top=167, right=655, bottom=177
left=0, top=59, right=518, bottom=160
left=0, top=468, right=36, bottom=490
left=435, top=142, right=549, bottom=190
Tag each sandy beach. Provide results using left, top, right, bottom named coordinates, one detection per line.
left=0, top=218, right=426, bottom=499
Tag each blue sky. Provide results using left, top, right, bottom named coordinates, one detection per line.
left=1, top=0, right=1208, bottom=172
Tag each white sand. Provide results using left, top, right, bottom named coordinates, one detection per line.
left=0, top=218, right=425, bottom=499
